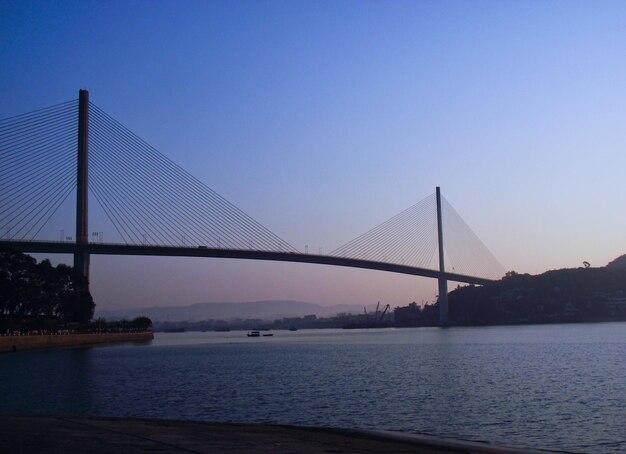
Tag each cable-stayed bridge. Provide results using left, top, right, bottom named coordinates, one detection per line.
left=0, top=90, right=504, bottom=324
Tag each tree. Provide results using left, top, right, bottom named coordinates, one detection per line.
left=57, top=290, right=95, bottom=324
left=0, top=249, right=37, bottom=315
left=132, top=316, right=152, bottom=331
left=0, top=249, right=96, bottom=326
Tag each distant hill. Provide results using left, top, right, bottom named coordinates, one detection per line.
left=443, top=254, right=626, bottom=325
left=606, top=254, right=626, bottom=270
left=96, top=300, right=365, bottom=322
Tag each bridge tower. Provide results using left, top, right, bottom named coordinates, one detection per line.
left=74, top=89, right=90, bottom=286
left=436, top=186, right=448, bottom=325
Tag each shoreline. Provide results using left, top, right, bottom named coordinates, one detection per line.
left=0, top=414, right=553, bottom=453
left=0, top=332, right=153, bottom=353
left=153, top=317, right=626, bottom=333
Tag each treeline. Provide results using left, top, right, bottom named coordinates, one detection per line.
left=90, top=316, right=152, bottom=333
left=0, top=249, right=152, bottom=334
left=1, top=249, right=94, bottom=328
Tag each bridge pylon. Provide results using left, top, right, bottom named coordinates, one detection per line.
left=436, top=187, right=448, bottom=325
left=73, top=89, right=90, bottom=287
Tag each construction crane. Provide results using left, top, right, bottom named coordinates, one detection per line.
left=378, top=304, right=390, bottom=324
left=373, top=301, right=380, bottom=323
left=369, top=301, right=391, bottom=326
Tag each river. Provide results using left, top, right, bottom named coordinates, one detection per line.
left=1, top=322, right=624, bottom=453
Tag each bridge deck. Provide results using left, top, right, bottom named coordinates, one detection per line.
left=0, top=240, right=495, bottom=285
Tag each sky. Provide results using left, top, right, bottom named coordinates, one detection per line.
left=1, top=0, right=625, bottom=311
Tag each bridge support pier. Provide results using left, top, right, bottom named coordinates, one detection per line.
left=436, top=187, right=448, bottom=326
left=74, top=89, right=90, bottom=288
left=438, top=277, right=448, bottom=325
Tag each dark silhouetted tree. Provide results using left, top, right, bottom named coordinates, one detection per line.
left=0, top=249, right=95, bottom=325
left=132, top=316, right=152, bottom=331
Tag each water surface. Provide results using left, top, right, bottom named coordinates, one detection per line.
left=1, top=323, right=624, bottom=453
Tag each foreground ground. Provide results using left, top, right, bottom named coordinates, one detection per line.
left=0, top=415, right=554, bottom=453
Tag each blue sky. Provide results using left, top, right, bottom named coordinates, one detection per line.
left=1, top=1, right=625, bottom=310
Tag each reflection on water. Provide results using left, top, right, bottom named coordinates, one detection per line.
left=1, top=323, right=624, bottom=453
left=1, top=348, right=95, bottom=414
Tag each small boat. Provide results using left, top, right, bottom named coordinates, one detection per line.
left=246, top=331, right=260, bottom=337
left=262, top=333, right=274, bottom=337
left=288, top=327, right=298, bottom=331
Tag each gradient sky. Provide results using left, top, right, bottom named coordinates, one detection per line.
left=1, top=1, right=625, bottom=311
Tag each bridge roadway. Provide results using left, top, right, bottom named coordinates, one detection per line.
left=0, top=240, right=494, bottom=286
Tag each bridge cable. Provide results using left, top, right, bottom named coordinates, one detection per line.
left=88, top=102, right=296, bottom=251
left=0, top=100, right=77, bottom=240
left=91, top=103, right=292, bottom=252
left=89, top=118, right=225, bottom=246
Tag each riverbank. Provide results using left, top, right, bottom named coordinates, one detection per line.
left=0, top=332, right=153, bottom=353
left=0, top=415, right=551, bottom=453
